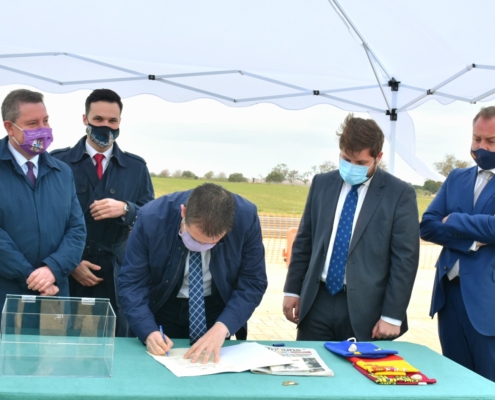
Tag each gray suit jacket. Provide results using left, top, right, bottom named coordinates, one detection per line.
left=284, top=168, right=419, bottom=340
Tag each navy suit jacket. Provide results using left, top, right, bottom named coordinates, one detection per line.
left=117, top=190, right=267, bottom=342
left=51, top=136, right=154, bottom=267
left=421, top=166, right=495, bottom=336
left=284, top=168, right=419, bottom=340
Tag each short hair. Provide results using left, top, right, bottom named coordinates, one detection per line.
left=185, top=183, right=236, bottom=238
left=337, top=114, right=384, bottom=158
left=473, top=106, right=495, bottom=125
left=1, top=89, right=44, bottom=122
left=85, top=89, right=123, bottom=115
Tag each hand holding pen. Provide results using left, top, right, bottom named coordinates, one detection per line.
left=145, top=327, right=173, bottom=356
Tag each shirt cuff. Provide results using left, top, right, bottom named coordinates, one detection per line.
left=380, top=316, right=402, bottom=326
left=469, top=241, right=479, bottom=251
left=215, top=321, right=230, bottom=338
left=284, top=293, right=300, bottom=298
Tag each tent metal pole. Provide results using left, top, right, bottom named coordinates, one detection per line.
left=321, top=84, right=383, bottom=94
left=429, top=65, right=473, bottom=92
left=235, top=92, right=313, bottom=103
left=363, top=47, right=391, bottom=111
left=329, top=0, right=391, bottom=79
left=155, top=70, right=239, bottom=79
left=63, top=77, right=147, bottom=85
left=472, top=87, right=495, bottom=103
left=241, top=71, right=310, bottom=92
left=389, top=91, right=398, bottom=174
left=320, top=93, right=384, bottom=112
left=434, top=92, right=472, bottom=102
left=156, top=78, right=235, bottom=102
left=0, top=52, right=64, bottom=58
left=0, top=64, right=61, bottom=85
left=65, top=53, right=146, bottom=77
left=471, top=64, right=495, bottom=70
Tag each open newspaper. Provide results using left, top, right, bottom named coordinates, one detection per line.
left=251, top=346, right=334, bottom=377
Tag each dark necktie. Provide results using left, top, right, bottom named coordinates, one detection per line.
left=188, top=251, right=207, bottom=344
left=94, top=154, right=105, bottom=179
left=26, top=161, right=36, bottom=186
left=326, top=184, right=361, bottom=295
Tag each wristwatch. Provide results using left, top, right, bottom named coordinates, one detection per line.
left=123, top=202, right=129, bottom=215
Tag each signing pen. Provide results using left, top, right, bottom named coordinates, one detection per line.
left=159, top=325, right=169, bottom=356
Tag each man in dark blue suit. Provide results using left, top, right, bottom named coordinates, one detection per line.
left=421, top=106, right=495, bottom=382
left=51, top=89, right=154, bottom=336
left=118, top=183, right=267, bottom=363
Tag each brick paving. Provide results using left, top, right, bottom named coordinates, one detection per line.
left=247, top=240, right=443, bottom=354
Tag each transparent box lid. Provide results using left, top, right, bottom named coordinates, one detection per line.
left=0, top=295, right=115, bottom=377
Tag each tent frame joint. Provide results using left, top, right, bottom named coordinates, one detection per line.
left=388, top=78, right=400, bottom=91
left=386, top=108, right=398, bottom=121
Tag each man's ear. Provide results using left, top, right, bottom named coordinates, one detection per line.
left=3, top=120, right=14, bottom=136
left=180, top=204, right=186, bottom=219
left=376, top=151, right=384, bottom=164
left=83, top=114, right=88, bottom=126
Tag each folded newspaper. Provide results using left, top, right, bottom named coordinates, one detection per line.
left=251, top=346, right=334, bottom=377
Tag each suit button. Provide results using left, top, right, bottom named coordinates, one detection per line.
left=110, top=188, right=116, bottom=194
left=443, top=266, right=448, bottom=270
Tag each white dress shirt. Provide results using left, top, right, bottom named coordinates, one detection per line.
left=85, top=140, right=113, bottom=173
left=8, top=140, right=39, bottom=178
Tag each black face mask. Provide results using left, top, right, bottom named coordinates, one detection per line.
left=471, top=147, right=495, bottom=170
left=86, top=123, right=119, bottom=148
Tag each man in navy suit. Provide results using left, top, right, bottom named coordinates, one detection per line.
left=421, top=106, right=495, bottom=382
left=283, top=114, right=419, bottom=342
left=118, top=183, right=267, bottom=363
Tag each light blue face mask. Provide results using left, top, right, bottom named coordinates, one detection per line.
left=339, top=158, right=371, bottom=185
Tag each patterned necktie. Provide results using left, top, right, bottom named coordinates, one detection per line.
left=188, top=251, right=207, bottom=344
left=474, top=170, right=493, bottom=205
left=326, top=184, right=361, bottom=295
left=93, top=154, right=105, bottom=179
left=26, top=161, right=36, bottom=186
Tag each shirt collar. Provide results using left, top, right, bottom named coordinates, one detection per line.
left=85, top=139, right=113, bottom=161
left=7, top=139, right=39, bottom=169
left=477, top=166, right=495, bottom=174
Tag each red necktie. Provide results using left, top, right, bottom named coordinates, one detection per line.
left=94, top=154, right=105, bottom=179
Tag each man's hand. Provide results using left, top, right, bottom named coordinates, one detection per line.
left=442, top=214, right=450, bottom=223
left=184, top=322, right=228, bottom=364
left=90, top=199, right=126, bottom=220
left=39, top=284, right=59, bottom=296
left=146, top=331, right=174, bottom=355
left=71, top=260, right=103, bottom=286
left=372, top=319, right=401, bottom=340
left=283, top=296, right=300, bottom=324
left=27, top=266, right=55, bottom=293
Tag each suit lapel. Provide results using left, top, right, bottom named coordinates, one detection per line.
left=473, top=167, right=495, bottom=213
left=320, top=173, right=344, bottom=260
left=348, top=169, right=385, bottom=255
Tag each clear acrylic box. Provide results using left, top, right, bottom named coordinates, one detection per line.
left=0, top=295, right=115, bottom=377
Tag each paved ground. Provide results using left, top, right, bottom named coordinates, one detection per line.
left=247, top=240, right=443, bottom=354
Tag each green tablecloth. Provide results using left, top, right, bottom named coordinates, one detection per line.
left=1, top=338, right=494, bottom=399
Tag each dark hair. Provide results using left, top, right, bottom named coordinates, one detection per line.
left=85, top=89, right=123, bottom=115
left=337, top=113, right=384, bottom=158
left=1, top=89, right=44, bottom=122
left=185, top=183, right=236, bottom=237
left=473, top=106, right=495, bottom=125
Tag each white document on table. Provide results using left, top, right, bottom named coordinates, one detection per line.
left=148, top=342, right=287, bottom=377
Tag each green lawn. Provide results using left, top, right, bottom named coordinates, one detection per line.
left=152, top=178, right=309, bottom=214
left=151, top=177, right=433, bottom=217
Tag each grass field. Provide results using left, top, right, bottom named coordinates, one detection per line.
left=152, top=177, right=434, bottom=217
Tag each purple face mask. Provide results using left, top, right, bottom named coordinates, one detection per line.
left=12, top=123, right=53, bottom=156
left=179, top=226, right=217, bottom=252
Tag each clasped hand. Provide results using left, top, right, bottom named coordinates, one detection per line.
left=26, top=266, right=58, bottom=296
left=90, top=199, right=126, bottom=220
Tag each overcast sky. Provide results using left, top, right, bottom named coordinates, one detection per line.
left=1, top=84, right=491, bottom=185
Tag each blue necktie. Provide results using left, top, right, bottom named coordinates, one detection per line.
left=326, top=184, right=361, bottom=295
left=188, top=251, right=207, bottom=344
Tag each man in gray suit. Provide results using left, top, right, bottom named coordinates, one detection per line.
left=283, top=114, right=419, bottom=341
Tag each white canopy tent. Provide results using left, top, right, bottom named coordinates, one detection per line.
left=1, top=0, right=494, bottom=181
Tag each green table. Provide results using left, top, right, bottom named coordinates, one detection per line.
left=1, top=338, right=494, bottom=399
